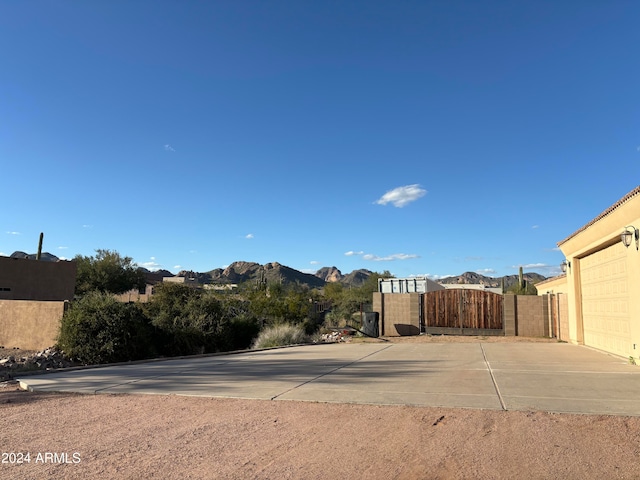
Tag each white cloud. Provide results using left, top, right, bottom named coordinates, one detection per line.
left=82, top=224, right=93, bottom=228
left=531, top=225, right=539, bottom=229
left=0, top=252, right=6, bottom=256
left=310, top=260, right=320, bottom=265
left=58, top=246, right=68, bottom=250
left=164, top=144, right=175, bottom=152
left=514, top=263, right=567, bottom=276
left=245, top=233, right=254, bottom=239
left=423, top=273, right=455, bottom=281
left=517, top=263, right=547, bottom=269
left=347, top=250, right=419, bottom=261
left=139, top=257, right=162, bottom=271
left=362, top=253, right=419, bottom=262
left=173, top=265, right=182, bottom=270
left=476, top=268, right=497, bottom=275
left=375, top=184, right=427, bottom=208
left=6, top=231, right=20, bottom=235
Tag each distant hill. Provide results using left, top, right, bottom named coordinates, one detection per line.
left=315, top=266, right=343, bottom=283
left=164, top=263, right=547, bottom=291
left=438, top=271, right=546, bottom=289
left=340, top=269, right=375, bottom=287
left=206, top=261, right=327, bottom=288
left=9, top=251, right=61, bottom=262
left=15, top=249, right=543, bottom=292
left=315, top=266, right=374, bottom=287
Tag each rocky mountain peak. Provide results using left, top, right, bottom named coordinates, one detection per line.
left=315, top=266, right=343, bottom=283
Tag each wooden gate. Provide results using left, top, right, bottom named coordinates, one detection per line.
left=422, top=290, right=504, bottom=335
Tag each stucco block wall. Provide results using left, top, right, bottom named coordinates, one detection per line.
left=0, top=257, right=76, bottom=301
left=515, top=295, right=549, bottom=337
left=372, top=292, right=421, bottom=336
left=376, top=293, right=557, bottom=338
left=0, top=300, right=66, bottom=350
left=494, top=295, right=553, bottom=337
left=503, top=295, right=517, bottom=336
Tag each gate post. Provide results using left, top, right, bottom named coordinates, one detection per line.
left=503, top=295, right=517, bottom=336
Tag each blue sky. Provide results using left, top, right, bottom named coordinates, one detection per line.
left=2, top=1, right=639, bottom=280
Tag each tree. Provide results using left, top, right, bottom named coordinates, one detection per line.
left=74, top=249, right=146, bottom=296
left=324, top=271, right=393, bottom=325
left=246, top=283, right=314, bottom=325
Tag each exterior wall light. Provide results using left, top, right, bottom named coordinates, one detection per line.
left=560, top=260, right=571, bottom=273
left=621, top=226, right=639, bottom=250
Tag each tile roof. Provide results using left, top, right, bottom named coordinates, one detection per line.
left=557, top=186, right=640, bottom=246
left=534, top=274, right=566, bottom=287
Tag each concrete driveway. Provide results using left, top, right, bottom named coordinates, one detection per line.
left=17, top=342, right=640, bottom=416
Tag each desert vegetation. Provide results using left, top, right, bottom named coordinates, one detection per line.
left=57, top=250, right=388, bottom=364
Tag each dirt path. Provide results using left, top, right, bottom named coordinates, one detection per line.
left=2, top=336, right=640, bottom=479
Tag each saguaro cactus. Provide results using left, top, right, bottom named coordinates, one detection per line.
left=36, top=232, right=44, bottom=260
left=519, top=266, right=525, bottom=290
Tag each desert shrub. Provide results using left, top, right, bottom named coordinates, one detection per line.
left=252, top=323, right=308, bottom=349
left=301, top=316, right=322, bottom=335
left=144, top=283, right=257, bottom=356
left=144, top=283, right=218, bottom=356
left=226, top=315, right=261, bottom=351
left=58, top=291, right=156, bottom=364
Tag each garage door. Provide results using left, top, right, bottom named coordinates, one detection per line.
left=580, top=241, right=631, bottom=358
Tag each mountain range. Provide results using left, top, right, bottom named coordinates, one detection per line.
left=174, top=261, right=546, bottom=291
left=8, top=251, right=547, bottom=290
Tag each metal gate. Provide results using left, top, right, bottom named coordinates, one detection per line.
left=422, top=290, right=504, bottom=335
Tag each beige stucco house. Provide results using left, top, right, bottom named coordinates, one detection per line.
left=557, top=185, right=640, bottom=360
left=534, top=274, right=568, bottom=295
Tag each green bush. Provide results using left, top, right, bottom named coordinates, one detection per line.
left=226, top=315, right=261, bottom=351
left=57, top=292, right=156, bottom=364
left=252, top=323, right=308, bottom=349
left=144, top=283, right=217, bottom=356
left=144, top=283, right=260, bottom=356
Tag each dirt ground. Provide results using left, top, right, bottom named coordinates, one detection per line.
left=2, top=336, right=640, bottom=479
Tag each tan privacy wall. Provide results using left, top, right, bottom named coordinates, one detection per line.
left=375, top=292, right=563, bottom=338
left=503, top=295, right=550, bottom=337
left=0, top=300, right=65, bottom=350
left=0, top=256, right=76, bottom=301
left=372, top=292, right=421, bottom=336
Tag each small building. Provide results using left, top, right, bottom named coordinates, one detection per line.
left=205, top=284, right=238, bottom=292
left=163, top=276, right=200, bottom=287
left=378, top=277, right=444, bottom=294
